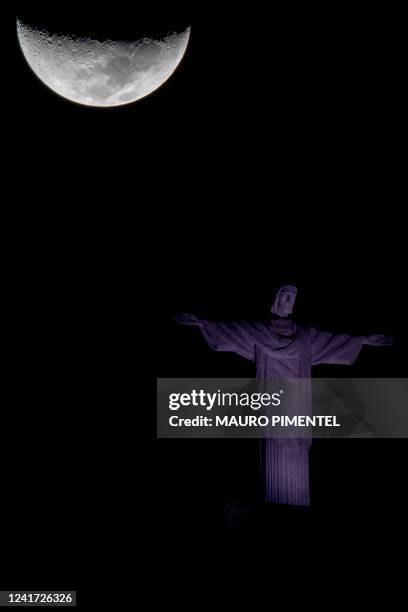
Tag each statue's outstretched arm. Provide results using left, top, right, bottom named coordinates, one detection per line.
left=174, top=313, right=203, bottom=327
left=363, top=335, right=394, bottom=347
left=311, top=328, right=395, bottom=367
left=175, top=315, right=255, bottom=361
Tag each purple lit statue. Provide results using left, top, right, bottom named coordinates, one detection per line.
left=176, top=286, right=394, bottom=507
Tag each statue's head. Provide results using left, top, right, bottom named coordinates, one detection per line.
left=271, top=285, right=298, bottom=318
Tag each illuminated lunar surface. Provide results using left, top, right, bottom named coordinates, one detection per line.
left=17, top=19, right=190, bottom=107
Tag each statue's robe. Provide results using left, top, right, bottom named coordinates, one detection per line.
left=197, top=318, right=366, bottom=506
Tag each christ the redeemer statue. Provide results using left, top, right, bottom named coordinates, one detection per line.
left=176, top=286, right=394, bottom=507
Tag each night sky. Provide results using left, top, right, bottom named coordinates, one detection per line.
left=4, top=2, right=407, bottom=599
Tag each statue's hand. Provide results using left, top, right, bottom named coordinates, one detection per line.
left=365, top=335, right=395, bottom=347
left=174, top=313, right=202, bottom=327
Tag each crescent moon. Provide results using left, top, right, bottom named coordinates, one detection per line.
left=17, top=18, right=190, bottom=108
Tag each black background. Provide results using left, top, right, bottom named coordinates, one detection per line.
left=3, top=1, right=407, bottom=601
